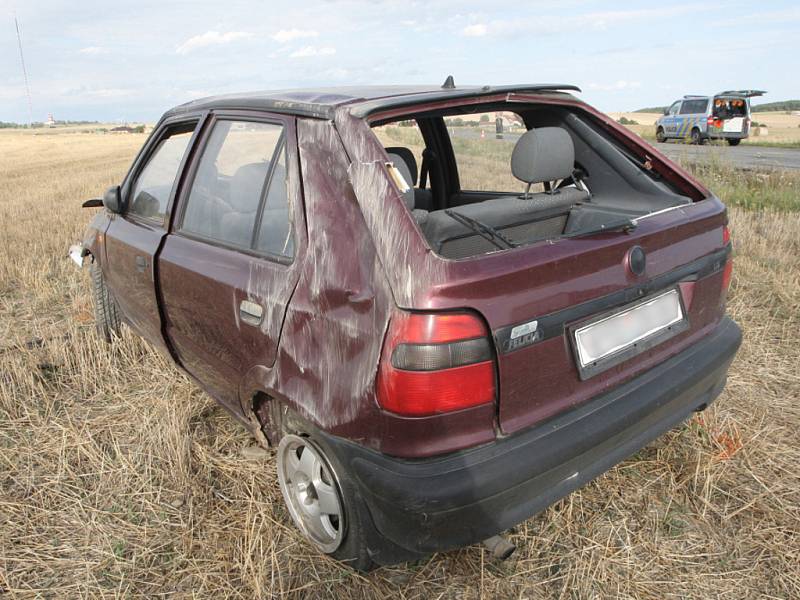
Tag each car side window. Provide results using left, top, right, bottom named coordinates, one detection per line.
left=255, top=145, right=294, bottom=258
left=128, top=127, right=194, bottom=221
left=669, top=101, right=681, bottom=116
left=679, top=99, right=706, bottom=115
left=180, top=120, right=291, bottom=254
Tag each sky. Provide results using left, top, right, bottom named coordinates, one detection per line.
left=1, top=0, right=798, bottom=123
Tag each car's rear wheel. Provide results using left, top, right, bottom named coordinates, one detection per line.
left=655, top=127, right=666, bottom=143
left=91, top=262, right=121, bottom=342
left=690, top=128, right=703, bottom=145
left=277, top=433, right=374, bottom=571
left=727, top=138, right=741, bottom=146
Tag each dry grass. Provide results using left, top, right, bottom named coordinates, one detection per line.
left=1, top=129, right=799, bottom=598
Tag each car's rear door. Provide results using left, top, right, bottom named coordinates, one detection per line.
left=103, top=116, right=203, bottom=353
left=158, top=112, right=304, bottom=411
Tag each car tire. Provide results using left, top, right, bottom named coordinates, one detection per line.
left=656, top=127, right=666, bottom=143
left=727, top=138, right=741, bottom=146
left=91, top=262, right=121, bottom=342
left=277, top=432, right=375, bottom=572
left=690, top=128, right=703, bottom=145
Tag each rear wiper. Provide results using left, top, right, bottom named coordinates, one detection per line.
left=445, top=209, right=518, bottom=250
left=562, top=218, right=637, bottom=239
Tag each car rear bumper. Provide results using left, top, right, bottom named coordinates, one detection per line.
left=708, top=131, right=748, bottom=139
left=322, top=317, right=741, bottom=561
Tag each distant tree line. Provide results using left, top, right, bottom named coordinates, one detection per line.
left=751, top=100, right=800, bottom=112
left=634, top=106, right=668, bottom=114
left=444, top=115, right=494, bottom=127
left=635, top=100, right=800, bottom=114
left=0, top=120, right=102, bottom=128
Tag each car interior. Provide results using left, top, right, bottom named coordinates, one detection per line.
left=179, top=121, right=294, bottom=258
left=374, top=103, right=694, bottom=259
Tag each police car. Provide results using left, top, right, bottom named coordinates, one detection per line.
left=655, top=90, right=765, bottom=145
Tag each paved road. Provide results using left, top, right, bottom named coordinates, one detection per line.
left=449, top=128, right=800, bottom=170
left=655, top=142, right=800, bottom=171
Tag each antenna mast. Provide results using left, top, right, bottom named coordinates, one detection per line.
left=14, top=13, right=34, bottom=126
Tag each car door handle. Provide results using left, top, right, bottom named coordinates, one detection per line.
left=135, top=255, right=148, bottom=272
left=239, top=300, right=264, bottom=326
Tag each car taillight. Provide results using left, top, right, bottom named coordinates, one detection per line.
left=376, top=311, right=496, bottom=416
left=707, top=116, right=714, bottom=126
left=722, top=225, right=733, bottom=292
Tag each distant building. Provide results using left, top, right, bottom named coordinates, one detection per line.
left=46, top=113, right=55, bottom=127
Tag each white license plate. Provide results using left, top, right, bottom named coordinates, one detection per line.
left=574, top=289, right=684, bottom=369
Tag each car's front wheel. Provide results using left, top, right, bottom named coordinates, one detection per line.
left=656, top=127, right=666, bottom=143
left=277, top=433, right=374, bottom=571
left=91, top=262, right=121, bottom=342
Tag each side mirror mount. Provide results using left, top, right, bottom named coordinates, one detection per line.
left=103, top=185, right=123, bottom=214
left=663, top=107, right=670, bottom=115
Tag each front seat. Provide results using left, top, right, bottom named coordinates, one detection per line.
left=220, top=162, right=269, bottom=246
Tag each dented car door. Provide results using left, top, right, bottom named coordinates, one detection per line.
left=157, top=112, right=304, bottom=411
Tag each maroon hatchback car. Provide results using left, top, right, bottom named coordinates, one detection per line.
left=70, top=82, right=741, bottom=570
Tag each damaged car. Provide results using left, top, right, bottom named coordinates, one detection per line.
left=70, top=81, right=741, bottom=570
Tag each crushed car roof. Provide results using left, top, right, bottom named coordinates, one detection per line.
left=165, top=84, right=582, bottom=120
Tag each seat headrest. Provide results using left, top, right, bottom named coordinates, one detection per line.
left=384, top=147, right=417, bottom=186
left=511, top=127, right=575, bottom=185
left=387, top=152, right=415, bottom=210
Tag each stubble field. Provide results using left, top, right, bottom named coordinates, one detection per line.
left=1, top=127, right=799, bottom=598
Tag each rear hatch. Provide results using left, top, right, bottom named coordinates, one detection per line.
left=345, top=92, right=733, bottom=436
left=712, top=96, right=749, bottom=135
left=431, top=199, right=730, bottom=434
left=710, top=90, right=765, bottom=136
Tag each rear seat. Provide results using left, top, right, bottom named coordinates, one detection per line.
left=420, top=127, right=588, bottom=257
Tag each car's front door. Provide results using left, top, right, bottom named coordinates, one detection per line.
left=664, top=101, right=682, bottom=136
left=103, top=117, right=202, bottom=353
left=158, top=113, right=304, bottom=411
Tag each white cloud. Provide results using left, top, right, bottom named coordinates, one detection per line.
left=79, top=46, right=108, bottom=55
left=176, top=31, right=253, bottom=55
left=588, top=80, right=642, bottom=92
left=462, top=23, right=488, bottom=37
left=586, top=7, right=697, bottom=30
left=289, top=45, right=336, bottom=58
left=459, top=6, right=705, bottom=37
left=87, top=88, right=131, bottom=98
left=61, top=85, right=132, bottom=98
left=323, top=67, right=349, bottom=79
left=271, top=28, right=319, bottom=43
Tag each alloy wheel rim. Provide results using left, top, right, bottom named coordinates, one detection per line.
left=277, top=434, right=345, bottom=553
